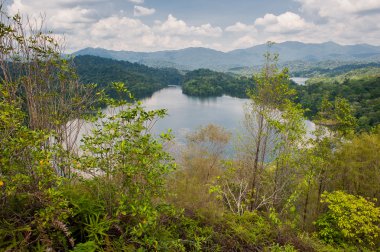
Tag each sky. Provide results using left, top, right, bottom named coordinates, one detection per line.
left=5, top=0, right=380, bottom=52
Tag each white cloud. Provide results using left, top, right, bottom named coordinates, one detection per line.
left=154, top=14, right=223, bottom=37
left=254, top=12, right=312, bottom=33
left=8, top=1, right=102, bottom=36
left=83, top=16, right=203, bottom=50
left=8, top=0, right=106, bottom=14
left=90, top=16, right=150, bottom=38
left=133, top=5, right=155, bottom=17
left=128, top=0, right=144, bottom=4
left=49, top=7, right=98, bottom=32
left=225, top=22, right=256, bottom=33
left=154, top=14, right=189, bottom=35
left=62, top=13, right=221, bottom=51
left=293, top=0, right=380, bottom=45
left=297, top=0, right=380, bottom=18
left=193, top=24, right=223, bottom=37
left=232, top=35, right=257, bottom=48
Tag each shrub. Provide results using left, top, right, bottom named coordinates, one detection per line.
left=315, top=191, right=380, bottom=248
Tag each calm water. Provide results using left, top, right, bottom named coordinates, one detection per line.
left=141, top=86, right=315, bottom=139
left=291, top=77, right=309, bottom=85
left=141, top=86, right=248, bottom=142
left=73, top=86, right=314, bottom=154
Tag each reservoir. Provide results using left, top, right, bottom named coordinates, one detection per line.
left=141, top=85, right=248, bottom=142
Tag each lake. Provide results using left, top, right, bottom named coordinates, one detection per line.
left=291, top=77, right=309, bottom=85
left=141, top=86, right=315, bottom=148
left=141, top=86, right=248, bottom=142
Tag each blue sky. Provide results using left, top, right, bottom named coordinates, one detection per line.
left=142, top=0, right=300, bottom=25
left=6, top=0, right=380, bottom=52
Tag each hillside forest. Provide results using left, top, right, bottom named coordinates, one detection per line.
left=1, top=9, right=380, bottom=252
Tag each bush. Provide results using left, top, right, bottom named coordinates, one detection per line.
left=315, top=191, right=380, bottom=248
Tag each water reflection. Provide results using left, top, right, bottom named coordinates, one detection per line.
left=141, top=86, right=248, bottom=143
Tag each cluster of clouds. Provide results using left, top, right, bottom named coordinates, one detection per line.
left=5, top=0, right=380, bottom=52
left=225, top=0, right=380, bottom=49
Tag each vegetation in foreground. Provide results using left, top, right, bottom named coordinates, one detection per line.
left=1, top=9, right=380, bottom=252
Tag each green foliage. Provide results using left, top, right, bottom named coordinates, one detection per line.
left=168, top=214, right=216, bottom=251
left=0, top=89, right=74, bottom=251
left=292, top=63, right=380, bottom=78
left=210, top=161, right=249, bottom=215
left=269, top=243, right=297, bottom=252
left=316, top=191, right=380, bottom=247
left=74, top=99, right=176, bottom=249
left=156, top=210, right=282, bottom=251
left=295, top=72, right=380, bottom=131
left=74, top=55, right=183, bottom=99
left=332, top=127, right=380, bottom=200
left=167, top=124, right=229, bottom=218
left=0, top=13, right=93, bottom=133
left=251, top=60, right=295, bottom=109
left=182, top=68, right=255, bottom=97
left=84, top=213, right=115, bottom=246
left=75, top=57, right=257, bottom=100
left=240, top=45, right=307, bottom=214
left=218, top=211, right=275, bottom=250
left=71, top=241, right=98, bottom=252
left=315, top=96, right=357, bottom=135
left=0, top=83, right=178, bottom=250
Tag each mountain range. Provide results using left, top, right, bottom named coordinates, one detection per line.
left=74, top=41, right=380, bottom=71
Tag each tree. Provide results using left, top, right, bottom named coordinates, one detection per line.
left=238, top=43, right=305, bottom=212
left=332, top=126, right=380, bottom=202
left=316, top=191, right=380, bottom=248
left=210, top=160, right=250, bottom=215
left=297, top=135, right=334, bottom=231
left=78, top=93, right=175, bottom=244
left=0, top=83, right=75, bottom=251
left=315, top=96, right=357, bottom=137
left=302, top=96, right=358, bottom=222
left=0, top=6, right=95, bottom=163
left=167, top=124, right=230, bottom=217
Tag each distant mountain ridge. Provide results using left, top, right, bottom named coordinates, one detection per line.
left=74, top=41, right=380, bottom=71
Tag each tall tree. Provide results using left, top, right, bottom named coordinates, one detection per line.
left=239, top=43, right=304, bottom=211
left=0, top=8, right=95, bottom=158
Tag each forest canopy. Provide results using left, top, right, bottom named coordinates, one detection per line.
left=294, top=68, right=380, bottom=131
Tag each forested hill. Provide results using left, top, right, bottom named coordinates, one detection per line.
left=291, top=62, right=380, bottom=77
left=294, top=68, right=380, bottom=130
left=182, top=69, right=255, bottom=97
left=74, top=55, right=183, bottom=98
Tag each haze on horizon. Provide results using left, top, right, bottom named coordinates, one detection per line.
left=6, top=0, right=380, bottom=52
